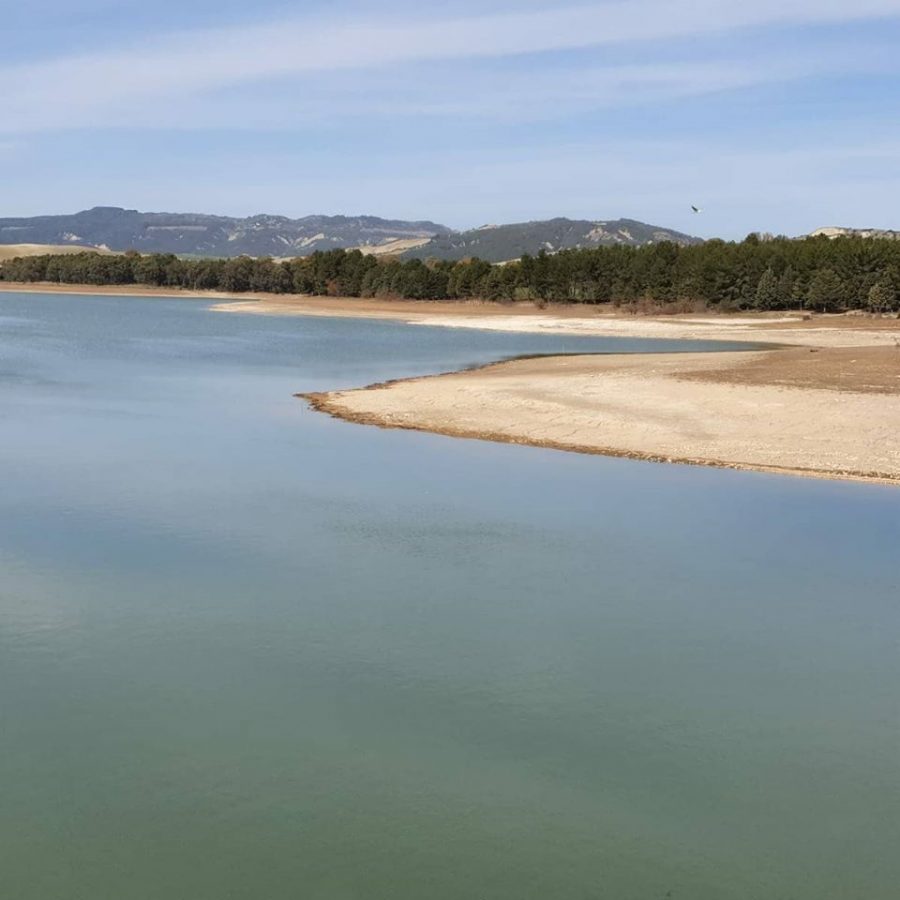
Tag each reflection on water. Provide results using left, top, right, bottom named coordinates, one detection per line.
left=1, top=291, right=898, bottom=899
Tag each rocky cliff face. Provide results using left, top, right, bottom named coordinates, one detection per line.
left=810, top=226, right=900, bottom=240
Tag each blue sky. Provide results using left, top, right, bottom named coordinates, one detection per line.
left=3, top=0, right=900, bottom=237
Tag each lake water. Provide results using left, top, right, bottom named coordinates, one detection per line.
left=1, top=291, right=897, bottom=900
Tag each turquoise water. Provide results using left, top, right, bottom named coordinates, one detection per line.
left=1, top=291, right=897, bottom=899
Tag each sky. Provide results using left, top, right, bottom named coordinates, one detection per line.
left=3, top=0, right=900, bottom=238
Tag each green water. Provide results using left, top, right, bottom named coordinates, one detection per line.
left=1, top=291, right=897, bottom=899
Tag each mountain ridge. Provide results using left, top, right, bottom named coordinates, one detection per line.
left=404, top=217, right=701, bottom=262
left=0, top=207, right=700, bottom=262
left=0, top=207, right=450, bottom=258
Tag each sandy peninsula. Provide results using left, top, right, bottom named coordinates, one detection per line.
left=304, top=346, right=900, bottom=484
left=212, top=294, right=900, bottom=483
left=3, top=283, right=899, bottom=482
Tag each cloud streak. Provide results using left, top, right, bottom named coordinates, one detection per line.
left=3, top=0, right=900, bottom=133
left=88, top=48, right=892, bottom=134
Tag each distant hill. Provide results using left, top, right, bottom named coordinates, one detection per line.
left=402, top=218, right=702, bottom=262
left=0, top=208, right=700, bottom=261
left=0, top=207, right=449, bottom=257
left=810, top=226, right=900, bottom=241
left=0, top=243, right=117, bottom=262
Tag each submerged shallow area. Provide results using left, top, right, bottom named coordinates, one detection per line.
left=1, top=291, right=898, bottom=899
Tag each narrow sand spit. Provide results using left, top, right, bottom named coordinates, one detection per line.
left=303, top=347, right=900, bottom=484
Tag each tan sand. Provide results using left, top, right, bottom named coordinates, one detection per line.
left=304, top=347, right=900, bottom=484
left=212, top=294, right=900, bottom=481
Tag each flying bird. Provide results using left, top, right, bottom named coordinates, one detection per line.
left=691, top=205, right=703, bottom=213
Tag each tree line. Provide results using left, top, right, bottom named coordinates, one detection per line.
left=2, top=236, right=899, bottom=311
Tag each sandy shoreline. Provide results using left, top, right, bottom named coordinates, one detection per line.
left=212, top=296, right=900, bottom=349
left=0, top=282, right=269, bottom=301
left=208, top=293, right=900, bottom=482
left=4, top=281, right=900, bottom=483
left=4, top=281, right=898, bottom=347
left=304, top=348, right=900, bottom=484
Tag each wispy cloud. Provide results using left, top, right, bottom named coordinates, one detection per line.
left=2, top=0, right=900, bottom=133
left=91, top=49, right=892, bottom=133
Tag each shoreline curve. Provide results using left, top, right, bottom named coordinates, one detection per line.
left=298, top=348, right=900, bottom=486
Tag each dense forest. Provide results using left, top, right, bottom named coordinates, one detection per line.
left=2, top=235, right=899, bottom=311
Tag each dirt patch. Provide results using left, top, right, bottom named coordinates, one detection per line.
left=685, top=346, right=900, bottom=394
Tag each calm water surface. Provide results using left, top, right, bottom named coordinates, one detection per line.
left=1, top=292, right=897, bottom=899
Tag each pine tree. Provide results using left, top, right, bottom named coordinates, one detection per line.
left=754, top=268, right=780, bottom=310
left=776, top=266, right=795, bottom=310
left=867, top=278, right=896, bottom=313
left=807, top=268, right=844, bottom=312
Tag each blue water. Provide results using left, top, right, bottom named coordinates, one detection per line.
left=1, top=291, right=897, bottom=899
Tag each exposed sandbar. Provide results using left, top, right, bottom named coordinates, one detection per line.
left=304, top=346, right=900, bottom=484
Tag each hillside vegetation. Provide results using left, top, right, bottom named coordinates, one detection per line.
left=2, top=235, right=898, bottom=312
